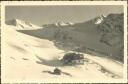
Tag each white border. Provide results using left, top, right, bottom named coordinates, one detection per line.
left=1, top=1, right=127, bottom=6
left=1, top=1, right=127, bottom=83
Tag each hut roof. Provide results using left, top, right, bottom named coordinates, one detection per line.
left=63, top=53, right=84, bottom=61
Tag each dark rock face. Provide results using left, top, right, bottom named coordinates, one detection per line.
left=98, top=13, right=124, bottom=61
left=6, top=19, right=17, bottom=26
left=98, top=13, right=124, bottom=46
left=53, top=68, right=61, bottom=75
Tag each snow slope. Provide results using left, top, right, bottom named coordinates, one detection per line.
left=1, top=24, right=123, bottom=83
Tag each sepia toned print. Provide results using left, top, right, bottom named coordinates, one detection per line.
left=1, top=1, right=127, bottom=83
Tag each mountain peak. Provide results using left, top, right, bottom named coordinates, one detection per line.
left=54, top=21, right=74, bottom=27
left=95, top=14, right=106, bottom=24
left=6, top=19, right=41, bottom=30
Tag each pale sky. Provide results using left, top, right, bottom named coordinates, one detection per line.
left=6, top=5, right=123, bottom=26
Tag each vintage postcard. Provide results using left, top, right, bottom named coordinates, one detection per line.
left=1, top=1, right=127, bottom=83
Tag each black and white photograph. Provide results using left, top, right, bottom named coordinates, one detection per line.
left=1, top=1, right=127, bottom=83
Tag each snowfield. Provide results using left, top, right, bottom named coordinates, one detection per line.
left=1, top=24, right=124, bottom=83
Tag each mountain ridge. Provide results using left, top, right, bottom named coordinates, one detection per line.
left=14, top=13, right=124, bottom=62
left=6, top=19, right=41, bottom=30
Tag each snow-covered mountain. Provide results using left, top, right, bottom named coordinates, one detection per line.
left=43, top=21, right=74, bottom=28
left=6, top=19, right=41, bottom=30
left=42, top=14, right=105, bottom=29
left=54, top=21, right=74, bottom=27
left=17, top=13, right=123, bottom=62
left=95, top=14, right=106, bottom=24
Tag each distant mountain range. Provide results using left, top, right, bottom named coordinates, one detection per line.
left=6, top=19, right=41, bottom=30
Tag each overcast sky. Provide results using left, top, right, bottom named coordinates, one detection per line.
left=6, top=5, right=123, bottom=26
